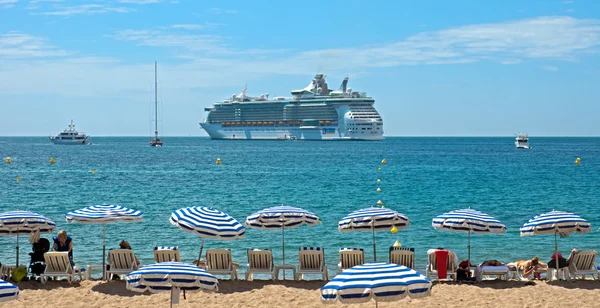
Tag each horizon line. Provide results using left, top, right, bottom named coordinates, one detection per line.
left=2, top=135, right=600, bottom=138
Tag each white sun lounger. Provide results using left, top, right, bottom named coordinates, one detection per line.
left=206, top=249, right=238, bottom=280
left=569, top=250, right=598, bottom=280
left=426, top=250, right=458, bottom=281
left=477, top=265, right=509, bottom=281
left=154, top=246, right=181, bottom=263
left=337, top=248, right=364, bottom=275
left=389, top=247, right=415, bottom=269
left=106, top=249, right=140, bottom=280
left=295, top=247, right=328, bottom=281
left=40, top=252, right=85, bottom=284
left=246, top=249, right=276, bottom=281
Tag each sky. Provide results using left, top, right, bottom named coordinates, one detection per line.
left=1, top=0, right=599, bottom=136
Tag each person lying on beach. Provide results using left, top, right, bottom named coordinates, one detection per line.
left=53, top=230, right=74, bottom=266
left=480, top=260, right=505, bottom=266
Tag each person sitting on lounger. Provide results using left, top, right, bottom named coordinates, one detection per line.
left=516, top=256, right=541, bottom=278
left=53, top=230, right=74, bottom=266
left=547, top=251, right=568, bottom=269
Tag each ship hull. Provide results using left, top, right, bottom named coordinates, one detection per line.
left=200, top=123, right=384, bottom=141
left=50, top=137, right=89, bottom=145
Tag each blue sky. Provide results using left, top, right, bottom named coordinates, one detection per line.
left=1, top=0, right=599, bottom=136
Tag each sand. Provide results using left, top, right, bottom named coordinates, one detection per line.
left=2, top=279, right=600, bottom=308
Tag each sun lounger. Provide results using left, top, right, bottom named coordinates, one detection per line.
left=568, top=250, right=598, bottom=280
left=477, top=265, right=509, bottom=281
left=337, top=248, right=364, bottom=275
left=426, top=250, right=457, bottom=281
left=389, top=247, right=415, bottom=269
left=295, top=247, right=328, bottom=281
left=154, top=246, right=180, bottom=263
left=246, top=249, right=276, bottom=281
left=40, top=252, right=85, bottom=284
left=206, top=249, right=238, bottom=280
left=106, top=249, right=140, bottom=280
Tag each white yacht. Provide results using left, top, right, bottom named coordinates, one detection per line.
left=49, top=120, right=90, bottom=145
left=199, top=74, right=384, bottom=140
left=515, top=133, right=530, bottom=149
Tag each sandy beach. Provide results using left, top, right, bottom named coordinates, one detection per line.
left=2, top=279, right=600, bottom=308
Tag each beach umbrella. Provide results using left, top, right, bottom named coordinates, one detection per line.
left=66, top=204, right=143, bottom=279
left=432, top=208, right=506, bottom=266
left=169, top=206, right=245, bottom=264
left=339, top=207, right=409, bottom=262
left=520, top=210, right=591, bottom=277
left=0, top=211, right=56, bottom=265
left=245, top=205, right=320, bottom=279
left=0, top=279, right=19, bottom=302
left=126, top=262, right=218, bottom=308
left=321, top=262, right=431, bottom=307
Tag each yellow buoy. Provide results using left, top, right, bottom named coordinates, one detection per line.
left=381, top=158, right=387, bottom=165
left=390, top=226, right=398, bottom=234
left=16, top=177, right=20, bottom=182
left=216, top=158, right=221, bottom=165
left=5, top=157, right=11, bottom=164
left=92, top=169, right=97, bottom=174
left=376, top=187, right=381, bottom=192
left=575, top=157, right=581, bottom=164
left=377, top=179, right=381, bottom=183
left=50, top=157, right=55, bottom=164
left=381, top=205, right=385, bottom=208
left=393, top=240, right=402, bottom=248
left=377, top=167, right=382, bottom=171
left=376, top=200, right=383, bottom=205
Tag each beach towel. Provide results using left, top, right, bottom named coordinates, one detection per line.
left=435, top=250, right=449, bottom=279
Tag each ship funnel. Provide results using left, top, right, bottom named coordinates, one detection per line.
left=339, top=77, right=349, bottom=93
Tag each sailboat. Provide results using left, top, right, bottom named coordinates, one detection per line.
left=150, top=61, right=163, bottom=147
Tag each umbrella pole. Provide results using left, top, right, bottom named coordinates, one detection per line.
left=198, top=238, right=205, bottom=265
left=103, top=224, right=107, bottom=280
left=468, top=230, right=471, bottom=267
left=282, top=225, right=285, bottom=280
left=16, top=230, right=19, bottom=266
left=555, top=231, right=559, bottom=280
left=372, top=224, right=377, bottom=262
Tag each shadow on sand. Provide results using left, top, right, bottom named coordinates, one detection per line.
left=16, top=279, right=82, bottom=290
left=217, top=279, right=326, bottom=294
left=546, top=279, right=600, bottom=290
left=431, top=279, right=535, bottom=289
left=91, top=280, right=151, bottom=297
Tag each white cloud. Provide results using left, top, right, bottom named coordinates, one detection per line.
left=1, top=0, right=18, bottom=8
left=541, top=65, right=559, bottom=71
left=117, top=0, right=161, bottom=4
left=38, top=4, right=135, bottom=15
left=171, top=24, right=207, bottom=30
left=0, top=31, right=69, bottom=58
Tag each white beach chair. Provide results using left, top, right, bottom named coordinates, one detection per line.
left=40, top=252, right=85, bottom=284
left=106, top=249, right=140, bottom=280
left=477, top=265, right=509, bottom=281
left=337, top=248, right=365, bottom=274
left=389, top=247, right=415, bottom=269
left=245, top=248, right=276, bottom=281
left=206, top=249, right=238, bottom=280
left=154, top=246, right=181, bottom=263
left=295, top=247, right=328, bottom=281
left=425, top=250, right=457, bottom=281
left=568, top=250, right=598, bottom=280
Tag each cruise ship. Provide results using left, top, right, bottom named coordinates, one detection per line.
left=199, top=74, right=384, bottom=140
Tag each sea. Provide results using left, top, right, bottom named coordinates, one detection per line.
left=1, top=137, right=599, bottom=278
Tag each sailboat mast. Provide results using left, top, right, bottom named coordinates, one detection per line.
left=154, top=61, right=158, bottom=138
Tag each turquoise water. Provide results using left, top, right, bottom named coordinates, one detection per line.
left=1, top=137, right=599, bottom=278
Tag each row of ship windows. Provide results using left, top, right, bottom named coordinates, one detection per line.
left=348, top=127, right=381, bottom=131
left=217, top=121, right=337, bottom=127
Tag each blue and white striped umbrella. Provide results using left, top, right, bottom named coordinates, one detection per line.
left=0, top=211, right=56, bottom=265
left=339, top=207, right=410, bottom=262
left=170, top=207, right=245, bottom=263
left=432, top=208, right=506, bottom=265
left=0, top=279, right=19, bottom=302
left=520, top=210, right=591, bottom=276
left=321, top=263, right=431, bottom=306
left=246, top=205, right=321, bottom=279
left=66, top=204, right=143, bottom=224
left=66, top=204, right=143, bottom=279
left=126, top=262, right=218, bottom=306
left=520, top=210, right=591, bottom=237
